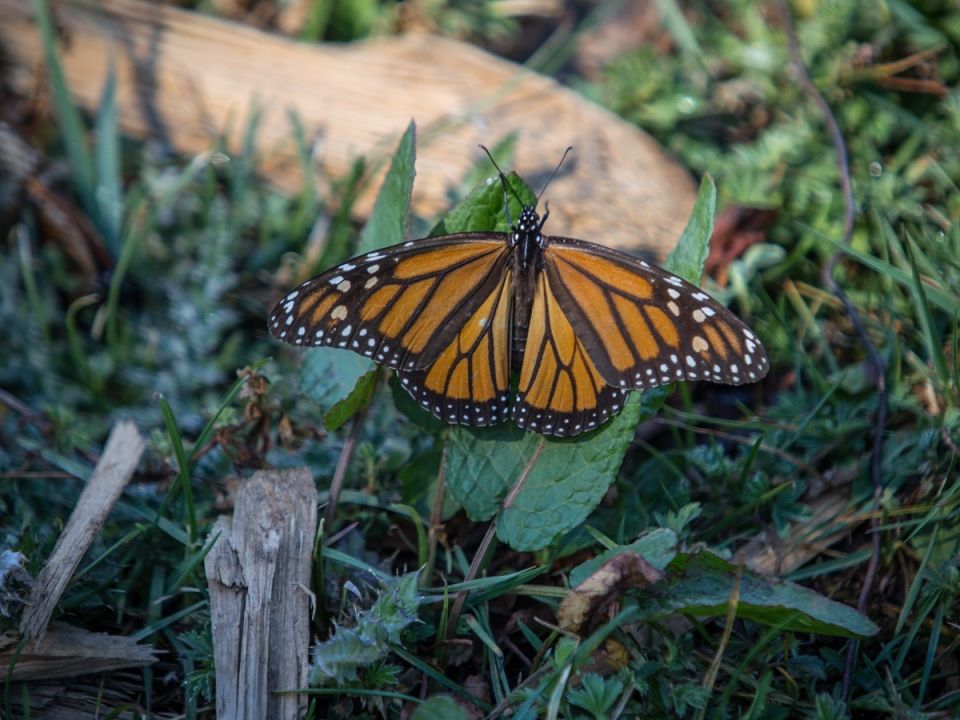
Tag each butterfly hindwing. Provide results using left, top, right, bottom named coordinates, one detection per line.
left=511, top=271, right=629, bottom=436
left=268, top=234, right=511, bottom=373
left=542, top=238, right=768, bottom=392
left=398, top=269, right=514, bottom=427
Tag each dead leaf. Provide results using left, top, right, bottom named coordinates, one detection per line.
left=557, top=551, right=663, bottom=635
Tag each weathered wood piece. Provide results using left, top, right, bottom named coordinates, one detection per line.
left=0, top=622, right=158, bottom=681
left=19, top=420, right=145, bottom=642
left=204, top=468, right=317, bottom=720
left=0, top=0, right=695, bottom=259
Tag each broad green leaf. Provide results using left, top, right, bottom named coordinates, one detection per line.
left=446, top=387, right=669, bottom=551
left=456, top=134, right=517, bottom=198
left=356, top=120, right=416, bottom=254
left=632, top=551, right=879, bottom=639
left=389, top=372, right=446, bottom=434
left=323, top=369, right=378, bottom=430
left=301, top=348, right=374, bottom=414
left=430, top=171, right=536, bottom=237
left=412, top=696, right=468, bottom=720
left=665, top=173, right=716, bottom=282
left=568, top=528, right=679, bottom=587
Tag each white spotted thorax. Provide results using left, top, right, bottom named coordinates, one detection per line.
left=268, top=181, right=768, bottom=437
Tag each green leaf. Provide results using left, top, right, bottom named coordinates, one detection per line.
left=33, top=0, right=96, bottom=232
left=311, top=571, right=423, bottom=685
left=94, top=61, right=123, bottom=255
left=446, top=387, right=669, bottom=551
left=323, top=369, right=378, bottom=431
left=356, top=120, right=416, bottom=254
left=665, top=173, right=716, bottom=283
left=389, top=372, right=446, bottom=434
left=412, top=695, right=468, bottom=720
left=568, top=527, right=678, bottom=587
left=632, top=551, right=879, bottom=639
left=456, top=134, right=517, bottom=198
left=301, top=348, right=375, bottom=414
left=567, top=673, right=623, bottom=720
left=430, top=172, right=536, bottom=237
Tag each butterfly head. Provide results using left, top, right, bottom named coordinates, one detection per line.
left=516, top=206, right=541, bottom=235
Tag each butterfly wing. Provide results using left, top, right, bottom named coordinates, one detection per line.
left=541, top=237, right=769, bottom=391
left=511, top=270, right=629, bottom=436
left=268, top=234, right=511, bottom=373
left=397, top=267, right=513, bottom=426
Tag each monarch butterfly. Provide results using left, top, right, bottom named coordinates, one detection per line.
left=268, top=154, right=768, bottom=437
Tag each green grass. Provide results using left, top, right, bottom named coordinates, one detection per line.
left=2, top=1, right=960, bottom=718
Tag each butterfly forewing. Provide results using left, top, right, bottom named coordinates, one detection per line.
left=268, top=234, right=511, bottom=374
left=541, top=238, right=768, bottom=393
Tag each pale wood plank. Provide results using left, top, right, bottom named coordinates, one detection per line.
left=0, top=0, right=695, bottom=259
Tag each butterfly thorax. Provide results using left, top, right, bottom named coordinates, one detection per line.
left=509, top=206, right=546, bottom=364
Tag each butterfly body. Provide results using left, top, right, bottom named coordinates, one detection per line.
left=269, top=201, right=767, bottom=437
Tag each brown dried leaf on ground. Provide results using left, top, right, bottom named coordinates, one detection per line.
left=557, top=551, right=663, bottom=635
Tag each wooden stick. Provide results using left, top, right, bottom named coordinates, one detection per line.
left=0, top=0, right=695, bottom=259
left=205, top=468, right=317, bottom=720
left=19, top=420, right=145, bottom=643
left=0, top=622, right=157, bottom=682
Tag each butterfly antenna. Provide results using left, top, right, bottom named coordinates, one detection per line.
left=479, top=144, right=526, bottom=212
left=537, top=146, right=573, bottom=203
